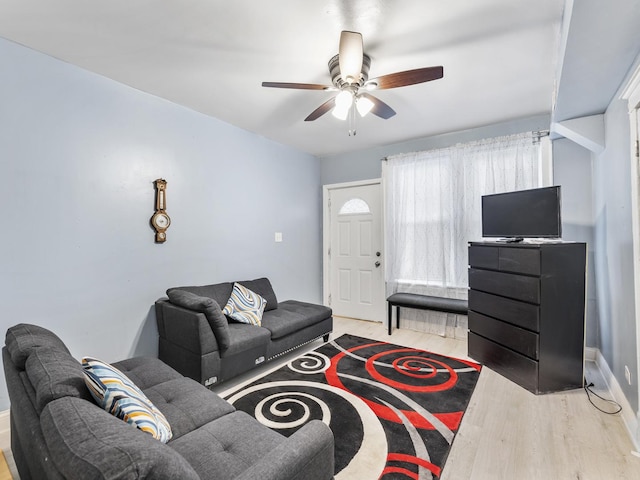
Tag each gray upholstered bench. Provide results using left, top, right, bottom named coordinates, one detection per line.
left=387, top=293, right=468, bottom=334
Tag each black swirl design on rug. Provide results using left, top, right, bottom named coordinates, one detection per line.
left=223, top=334, right=481, bottom=479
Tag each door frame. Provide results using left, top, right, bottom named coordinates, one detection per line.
left=621, top=64, right=640, bottom=451
left=322, top=178, right=384, bottom=318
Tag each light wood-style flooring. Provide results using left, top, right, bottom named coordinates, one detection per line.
left=3, top=316, right=639, bottom=479
left=331, top=317, right=640, bottom=480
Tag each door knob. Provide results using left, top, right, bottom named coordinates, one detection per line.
left=376, top=251, right=381, bottom=257
left=375, top=261, right=381, bottom=268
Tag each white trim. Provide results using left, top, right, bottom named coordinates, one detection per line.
left=551, top=115, right=605, bottom=154
left=381, top=162, right=389, bottom=330
left=621, top=64, right=640, bottom=111
left=584, top=346, right=597, bottom=362
left=323, top=178, right=382, bottom=191
left=0, top=409, right=8, bottom=429
left=553, top=0, right=574, bottom=112
left=540, top=135, right=553, bottom=185
left=621, top=61, right=640, bottom=452
left=630, top=108, right=640, bottom=440
left=0, top=409, right=10, bottom=454
left=593, top=349, right=640, bottom=454
left=322, top=178, right=383, bottom=310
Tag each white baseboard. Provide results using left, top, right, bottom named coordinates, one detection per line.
left=0, top=410, right=8, bottom=434
left=584, top=346, right=597, bottom=362
left=0, top=409, right=11, bottom=456
left=593, top=348, right=640, bottom=453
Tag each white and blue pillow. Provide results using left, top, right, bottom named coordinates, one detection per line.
left=82, top=357, right=172, bottom=443
left=223, top=282, right=267, bottom=326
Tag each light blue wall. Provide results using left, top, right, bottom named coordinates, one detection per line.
left=593, top=73, right=639, bottom=411
left=320, top=114, right=550, bottom=185
left=0, top=38, right=322, bottom=410
left=552, top=139, right=598, bottom=347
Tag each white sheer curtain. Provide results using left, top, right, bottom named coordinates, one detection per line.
left=383, top=132, right=544, bottom=337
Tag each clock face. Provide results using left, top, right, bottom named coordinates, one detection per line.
left=153, top=212, right=170, bottom=229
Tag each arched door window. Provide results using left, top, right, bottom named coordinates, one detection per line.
left=338, top=197, right=371, bottom=215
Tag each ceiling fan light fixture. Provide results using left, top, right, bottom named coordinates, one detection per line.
left=356, top=95, right=374, bottom=117
left=332, top=104, right=350, bottom=120
left=333, top=90, right=354, bottom=120
left=335, top=90, right=353, bottom=109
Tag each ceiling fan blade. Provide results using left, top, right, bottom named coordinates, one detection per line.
left=262, top=82, right=332, bottom=90
left=360, top=93, right=396, bottom=119
left=339, top=31, right=363, bottom=84
left=304, top=97, right=337, bottom=121
left=369, top=66, right=444, bottom=90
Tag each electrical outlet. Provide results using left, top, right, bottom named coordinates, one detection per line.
left=275, top=232, right=283, bottom=243
left=625, top=365, right=632, bottom=385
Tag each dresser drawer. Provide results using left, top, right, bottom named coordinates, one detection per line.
left=498, top=247, right=540, bottom=275
left=468, top=290, right=539, bottom=331
left=468, top=332, right=539, bottom=393
left=469, top=245, right=499, bottom=269
left=469, top=311, right=539, bottom=359
left=469, top=245, right=541, bottom=276
left=469, top=268, right=540, bottom=304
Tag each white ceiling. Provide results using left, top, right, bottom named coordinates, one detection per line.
left=0, top=1, right=566, bottom=156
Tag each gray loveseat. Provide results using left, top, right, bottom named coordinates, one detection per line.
left=3, top=323, right=335, bottom=480
left=155, top=277, right=333, bottom=387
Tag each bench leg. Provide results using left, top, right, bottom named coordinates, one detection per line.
left=396, top=306, right=400, bottom=330
left=388, top=302, right=393, bottom=335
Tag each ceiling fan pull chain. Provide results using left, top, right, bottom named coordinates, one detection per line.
left=349, top=104, right=357, bottom=136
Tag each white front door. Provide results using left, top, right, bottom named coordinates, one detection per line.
left=326, top=182, right=384, bottom=322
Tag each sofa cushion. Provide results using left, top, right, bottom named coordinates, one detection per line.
left=41, top=397, right=200, bottom=480
left=83, top=357, right=172, bottom=443
left=142, top=377, right=235, bottom=440
left=5, top=323, right=70, bottom=369
left=112, top=356, right=184, bottom=390
left=168, top=282, right=235, bottom=311
left=221, top=323, right=271, bottom=358
left=261, top=300, right=333, bottom=340
left=24, top=347, right=93, bottom=413
left=168, top=277, right=279, bottom=312
left=166, top=289, right=232, bottom=350
left=169, top=410, right=284, bottom=480
left=223, top=283, right=267, bottom=326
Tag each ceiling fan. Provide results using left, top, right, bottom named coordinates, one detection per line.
left=262, top=31, right=444, bottom=128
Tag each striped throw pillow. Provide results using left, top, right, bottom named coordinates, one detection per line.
left=82, top=357, right=172, bottom=443
left=222, top=282, right=267, bottom=326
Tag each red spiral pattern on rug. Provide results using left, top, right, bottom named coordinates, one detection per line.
left=325, top=342, right=466, bottom=430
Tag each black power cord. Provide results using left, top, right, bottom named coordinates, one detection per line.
left=584, top=378, right=622, bottom=415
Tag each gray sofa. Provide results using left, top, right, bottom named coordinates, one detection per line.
left=155, top=277, right=333, bottom=387
left=3, top=323, right=335, bottom=480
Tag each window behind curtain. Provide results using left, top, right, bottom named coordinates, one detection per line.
left=383, top=132, right=544, bottom=337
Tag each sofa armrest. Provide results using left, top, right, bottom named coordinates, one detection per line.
left=41, top=397, right=200, bottom=480
left=236, top=420, right=334, bottom=480
left=155, top=300, right=219, bottom=354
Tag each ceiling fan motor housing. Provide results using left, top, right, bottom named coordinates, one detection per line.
left=329, top=54, right=371, bottom=89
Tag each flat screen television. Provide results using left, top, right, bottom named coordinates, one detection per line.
left=481, top=186, right=562, bottom=240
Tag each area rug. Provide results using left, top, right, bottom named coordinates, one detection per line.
left=223, top=334, right=481, bottom=479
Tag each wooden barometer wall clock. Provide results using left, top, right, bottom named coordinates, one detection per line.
left=151, top=179, right=171, bottom=243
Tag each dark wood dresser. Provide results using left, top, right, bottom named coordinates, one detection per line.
left=467, top=241, right=587, bottom=394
